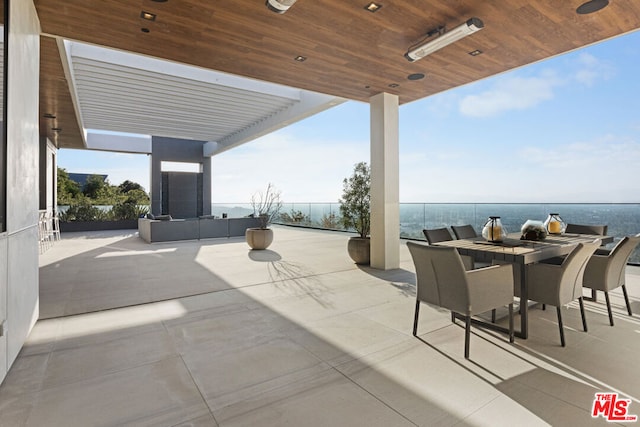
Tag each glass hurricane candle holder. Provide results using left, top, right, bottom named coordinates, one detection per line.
left=544, top=213, right=566, bottom=235
left=482, top=216, right=507, bottom=242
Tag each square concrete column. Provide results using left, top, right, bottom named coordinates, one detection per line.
left=370, top=93, right=400, bottom=270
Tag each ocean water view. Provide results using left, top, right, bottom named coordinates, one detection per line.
left=212, top=202, right=640, bottom=264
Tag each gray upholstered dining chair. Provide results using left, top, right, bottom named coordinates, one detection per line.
left=407, top=242, right=514, bottom=359
left=565, top=223, right=608, bottom=236
left=451, top=224, right=477, bottom=240
left=423, top=227, right=474, bottom=271
left=565, top=223, right=608, bottom=301
left=582, top=234, right=640, bottom=326
left=526, top=240, right=601, bottom=347
left=423, top=227, right=453, bottom=244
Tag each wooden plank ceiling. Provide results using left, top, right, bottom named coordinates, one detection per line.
left=35, top=0, right=640, bottom=149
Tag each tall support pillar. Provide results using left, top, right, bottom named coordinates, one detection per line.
left=370, top=92, right=400, bottom=270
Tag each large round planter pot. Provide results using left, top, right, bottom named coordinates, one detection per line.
left=246, top=227, right=274, bottom=250
left=347, top=236, right=370, bottom=265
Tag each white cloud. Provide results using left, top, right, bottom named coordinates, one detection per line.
left=459, top=72, right=560, bottom=118
left=573, top=52, right=615, bottom=86
left=457, top=51, right=614, bottom=118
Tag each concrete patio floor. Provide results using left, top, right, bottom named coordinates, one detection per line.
left=1, top=226, right=639, bottom=426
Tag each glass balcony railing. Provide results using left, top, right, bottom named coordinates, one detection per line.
left=211, top=202, right=640, bottom=264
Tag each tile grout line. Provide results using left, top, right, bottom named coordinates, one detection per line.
left=162, top=318, right=221, bottom=426
left=332, top=365, right=419, bottom=426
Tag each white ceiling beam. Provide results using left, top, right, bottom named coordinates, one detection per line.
left=85, top=131, right=152, bottom=154
left=203, top=142, right=219, bottom=157
left=215, top=93, right=346, bottom=155
left=68, top=41, right=302, bottom=101
left=58, top=38, right=88, bottom=147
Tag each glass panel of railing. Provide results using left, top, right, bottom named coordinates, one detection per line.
left=211, top=203, right=252, bottom=218
left=213, top=202, right=640, bottom=264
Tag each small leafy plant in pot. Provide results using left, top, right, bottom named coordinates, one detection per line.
left=246, top=183, right=282, bottom=250
left=339, top=162, right=371, bottom=265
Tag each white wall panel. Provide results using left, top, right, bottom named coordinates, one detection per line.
left=7, top=227, right=39, bottom=364
left=0, top=0, right=41, bottom=383
left=0, top=236, right=7, bottom=382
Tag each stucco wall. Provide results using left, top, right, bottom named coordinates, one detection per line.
left=150, top=137, right=212, bottom=217
left=0, top=0, right=41, bottom=384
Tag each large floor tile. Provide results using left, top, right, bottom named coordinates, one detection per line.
left=42, top=328, right=178, bottom=389
left=455, top=394, right=550, bottom=427
left=214, top=369, right=416, bottom=427
left=0, top=353, right=50, bottom=398
left=335, top=338, right=509, bottom=425
left=283, top=311, right=410, bottom=366
left=495, top=378, right=611, bottom=426
left=183, top=336, right=329, bottom=411
left=164, top=305, right=288, bottom=357
left=172, top=413, right=219, bottom=427
left=21, top=357, right=209, bottom=427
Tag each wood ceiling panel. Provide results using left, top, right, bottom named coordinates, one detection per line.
left=39, top=36, right=84, bottom=149
left=34, top=0, right=640, bottom=141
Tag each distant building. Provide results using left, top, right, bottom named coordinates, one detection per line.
left=68, top=173, right=108, bottom=191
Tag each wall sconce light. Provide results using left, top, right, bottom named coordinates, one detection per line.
left=266, top=0, right=298, bottom=14
left=405, top=17, right=484, bottom=62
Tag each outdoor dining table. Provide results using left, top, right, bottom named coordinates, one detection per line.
left=433, top=233, right=614, bottom=339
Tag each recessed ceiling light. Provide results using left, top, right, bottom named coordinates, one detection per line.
left=43, top=113, right=56, bottom=119
left=468, top=49, right=483, bottom=56
left=388, top=83, right=399, bottom=88
left=141, top=28, right=150, bottom=33
left=364, top=2, right=382, bottom=12
left=577, top=0, right=609, bottom=14
left=140, top=11, right=156, bottom=21
left=407, top=73, right=425, bottom=81
left=294, top=55, right=307, bottom=62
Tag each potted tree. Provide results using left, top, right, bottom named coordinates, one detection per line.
left=339, top=162, right=371, bottom=265
left=245, top=183, right=283, bottom=250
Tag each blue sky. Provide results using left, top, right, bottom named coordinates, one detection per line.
left=59, top=29, right=640, bottom=204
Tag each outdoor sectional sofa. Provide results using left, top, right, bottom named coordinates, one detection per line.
left=138, top=216, right=261, bottom=243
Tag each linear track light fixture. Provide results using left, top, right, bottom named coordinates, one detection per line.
left=405, top=17, right=484, bottom=62
left=266, top=0, right=298, bottom=14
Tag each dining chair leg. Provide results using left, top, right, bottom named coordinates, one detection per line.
left=464, top=316, right=471, bottom=359
left=556, top=306, right=566, bottom=347
left=413, top=300, right=420, bottom=336
left=622, top=285, right=633, bottom=316
left=491, top=309, right=496, bottom=323
left=578, top=297, right=588, bottom=332
left=604, top=291, right=614, bottom=326
left=508, top=303, right=514, bottom=343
